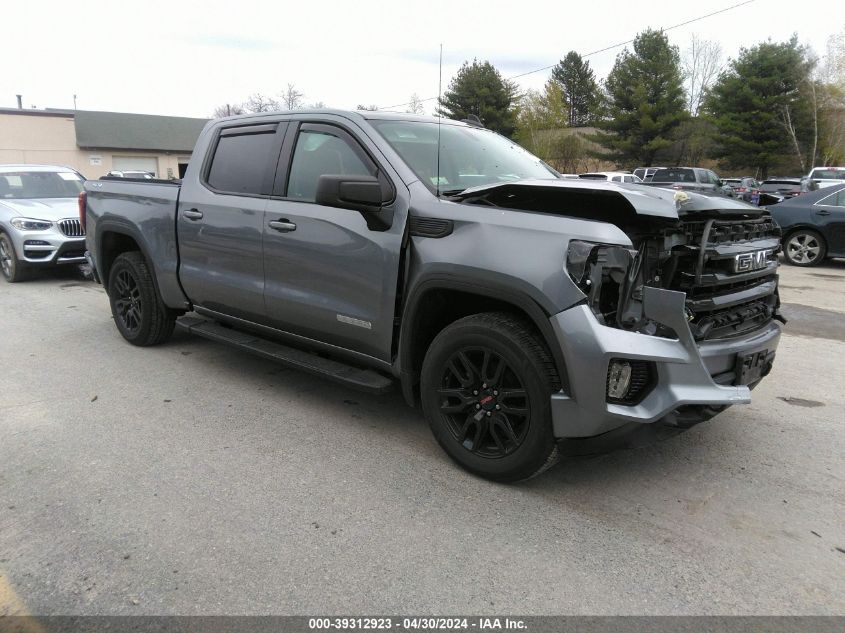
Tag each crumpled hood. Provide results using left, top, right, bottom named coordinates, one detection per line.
left=0, top=198, right=79, bottom=222
left=452, top=179, right=762, bottom=219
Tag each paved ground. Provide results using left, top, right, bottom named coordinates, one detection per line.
left=1, top=260, right=844, bottom=616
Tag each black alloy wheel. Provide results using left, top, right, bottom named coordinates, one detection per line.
left=112, top=269, right=143, bottom=335
left=421, top=312, right=561, bottom=482
left=438, top=347, right=530, bottom=458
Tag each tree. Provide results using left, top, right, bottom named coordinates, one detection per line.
left=436, top=59, right=518, bottom=136
left=682, top=35, right=723, bottom=116
left=243, top=93, right=280, bottom=113
left=550, top=51, right=599, bottom=126
left=705, top=37, right=816, bottom=178
left=406, top=93, right=426, bottom=115
left=514, top=81, right=569, bottom=160
left=212, top=103, right=245, bottom=118
left=281, top=83, right=304, bottom=110
left=590, top=29, right=687, bottom=166
left=356, top=104, right=379, bottom=111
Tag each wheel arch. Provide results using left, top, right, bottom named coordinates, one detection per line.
left=397, top=278, right=569, bottom=406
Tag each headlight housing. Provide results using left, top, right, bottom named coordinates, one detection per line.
left=10, top=217, right=53, bottom=231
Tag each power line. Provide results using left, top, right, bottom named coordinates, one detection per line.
left=376, top=0, right=756, bottom=111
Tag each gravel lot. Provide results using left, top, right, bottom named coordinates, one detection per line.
left=1, top=259, right=844, bottom=615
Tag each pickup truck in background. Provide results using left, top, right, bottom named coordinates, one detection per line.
left=82, top=110, right=784, bottom=482
left=647, top=167, right=733, bottom=197
left=805, top=166, right=845, bottom=190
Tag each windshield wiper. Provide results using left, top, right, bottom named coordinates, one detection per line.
left=439, top=188, right=466, bottom=197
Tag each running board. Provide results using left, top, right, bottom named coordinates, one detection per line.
left=175, top=316, right=393, bottom=394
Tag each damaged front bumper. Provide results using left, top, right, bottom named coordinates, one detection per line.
left=549, top=285, right=781, bottom=439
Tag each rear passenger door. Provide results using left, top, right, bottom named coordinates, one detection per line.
left=262, top=120, right=406, bottom=362
left=814, top=188, right=845, bottom=253
left=177, top=122, right=286, bottom=322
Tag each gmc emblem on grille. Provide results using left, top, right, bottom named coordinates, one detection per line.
left=733, top=249, right=773, bottom=273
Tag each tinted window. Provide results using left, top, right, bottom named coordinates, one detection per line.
left=809, top=168, right=845, bottom=180
left=652, top=168, right=695, bottom=182
left=820, top=189, right=845, bottom=207
left=287, top=129, right=373, bottom=201
left=633, top=169, right=645, bottom=180
left=0, top=171, right=84, bottom=199
left=207, top=128, right=277, bottom=195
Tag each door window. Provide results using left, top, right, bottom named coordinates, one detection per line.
left=819, top=189, right=845, bottom=208
left=206, top=127, right=278, bottom=195
left=287, top=129, right=374, bottom=201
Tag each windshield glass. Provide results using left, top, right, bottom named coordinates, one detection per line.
left=0, top=171, right=84, bottom=199
left=370, top=120, right=557, bottom=194
left=809, top=169, right=845, bottom=180
left=652, top=168, right=696, bottom=182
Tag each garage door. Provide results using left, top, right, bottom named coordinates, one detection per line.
left=112, top=156, right=158, bottom=176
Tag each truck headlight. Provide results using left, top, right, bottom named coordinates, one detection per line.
left=10, top=217, right=53, bottom=231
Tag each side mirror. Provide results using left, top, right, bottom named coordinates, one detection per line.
left=315, top=175, right=390, bottom=211
left=315, top=175, right=394, bottom=230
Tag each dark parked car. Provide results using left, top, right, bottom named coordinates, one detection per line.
left=769, top=183, right=845, bottom=266
left=760, top=178, right=804, bottom=200
left=723, top=177, right=761, bottom=204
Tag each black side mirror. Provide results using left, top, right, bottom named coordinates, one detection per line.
left=315, top=175, right=394, bottom=230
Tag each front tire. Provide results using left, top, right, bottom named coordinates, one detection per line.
left=783, top=229, right=827, bottom=266
left=108, top=251, right=176, bottom=346
left=420, top=312, right=561, bottom=482
left=0, top=233, right=29, bottom=283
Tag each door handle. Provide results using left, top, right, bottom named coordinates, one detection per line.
left=816, top=210, right=831, bottom=216
left=269, top=219, right=297, bottom=232
left=183, top=209, right=204, bottom=220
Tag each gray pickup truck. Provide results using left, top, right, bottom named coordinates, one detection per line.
left=82, top=110, right=784, bottom=482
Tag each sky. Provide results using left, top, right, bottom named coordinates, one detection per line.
left=2, top=0, right=840, bottom=119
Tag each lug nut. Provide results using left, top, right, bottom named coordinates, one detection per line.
left=493, top=390, right=498, bottom=396
left=486, top=411, right=491, bottom=417
left=475, top=404, right=481, bottom=410
left=495, top=404, right=501, bottom=410
left=473, top=390, right=478, bottom=396
left=482, top=383, right=487, bottom=388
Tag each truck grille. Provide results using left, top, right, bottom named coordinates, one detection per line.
left=666, top=217, right=781, bottom=341
left=58, top=219, right=85, bottom=237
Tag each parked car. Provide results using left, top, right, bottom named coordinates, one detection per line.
left=723, top=177, right=761, bottom=204
left=806, top=166, right=845, bottom=190
left=769, top=182, right=845, bottom=266
left=632, top=167, right=667, bottom=182
left=82, top=110, right=783, bottom=482
left=646, top=167, right=732, bottom=197
left=760, top=178, right=804, bottom=200
left=105, top=170, right=155, bottom=179
left=579, top=171, right=644, bottom=183
left=0, top=164, right=87, bottom=282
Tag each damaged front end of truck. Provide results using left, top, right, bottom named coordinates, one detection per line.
left=455, top=181, right=785, bottom=443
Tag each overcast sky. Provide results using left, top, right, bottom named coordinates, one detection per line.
left=3, top=0, right=839, bottom=119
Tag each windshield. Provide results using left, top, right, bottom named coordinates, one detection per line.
left=0, top=171, right=84, bottom=199
left=370, top=120, right=557, bottom=194
left=652, top=168, right=696, bottom=183
left=809, top=168, right=845, bottom=180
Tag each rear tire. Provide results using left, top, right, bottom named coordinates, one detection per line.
left=783, top=229, right=827, bottom=266
left=108, top=251, right=176, bottom=346
left=0, top=233, right=29, bottom=283
left=420, top=312, right=561, bottom=483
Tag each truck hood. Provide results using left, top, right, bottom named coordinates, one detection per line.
left=452, top=179, right=762, bottom=221
left=0, top=198, right=80, bottom=222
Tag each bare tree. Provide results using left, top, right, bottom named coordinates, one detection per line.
left=309, top=101, right=327, bottom=109
left=212, top=103, right=245, bottom=118
left=682, top=35, right=723, bottom=115
left=281, top=83, right=305, bottom=110
left=357, top=104, right=379, bottom=111
left=243, top=93, right=281, bottom=113
left=406, top=93, right=425, bottom=115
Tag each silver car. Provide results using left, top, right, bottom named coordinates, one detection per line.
left=0, top=165, right=87, bottom=282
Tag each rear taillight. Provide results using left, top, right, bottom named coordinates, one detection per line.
left=78, top=192, right=87, bottom=231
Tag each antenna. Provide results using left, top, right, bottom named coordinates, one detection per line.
left=436, top=43, right=443, bottom=198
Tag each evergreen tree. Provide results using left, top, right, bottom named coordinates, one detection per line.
left=551, top=51, right=599, bottom=126
left=705, top=37, right=817, bottom=178
left=437, top=59, right=518, bottom=137
left=590, top=29, right=688, bottom=166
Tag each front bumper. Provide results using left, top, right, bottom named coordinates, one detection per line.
left=549, top=286, right=781, bottom=439
left=8, top=225, right=86, bottom=266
